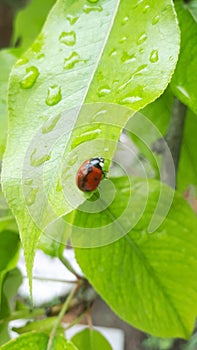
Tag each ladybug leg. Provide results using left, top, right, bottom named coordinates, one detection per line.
left=102, top=170, right=107, bottom=178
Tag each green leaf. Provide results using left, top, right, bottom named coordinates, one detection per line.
left=2, top=0, right=179, bottom=292
left=0, top=333, right=78, bottom=350
left=12, top=0, right=56, bottom=51
left=75, top=177, right=197, bottom=339
left=0, top=231, right=20, bottom=272
left=51, top=336, right=78, bottom=350
left=12, top=317, right=64, bottom=335
left=0, top=268, right=22, bottom=345
left=187, top=0, right=197, bottom=22
left=0, top=49, right=21, bottom=159
left=71, top=328, right=112, bottom=350
left=171, top=1, right=197, bottom=114
left=128, top=89, right=197, bottom=192
left=0, top=332, right=48, bottom=350
left=0, top=231, right=20, bottom=322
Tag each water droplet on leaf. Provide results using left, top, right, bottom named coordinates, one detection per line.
left=98, top=86, right=111, bottom=97
left=142, top=5, right=150, bottom=13
left=56, top=179, right=63, bottom=192
left=42, top=114, right=61, bottom=133
left=68, top=154, right=78, bottom=166
left=121, top=96, right=142, bottom=104
left=121, top=16, right=129, bottom=25
left=26, top=187, right=39, bottom=206
left=64, top=52, right=86, bottom=69
left=88, top=0, right=99, bottom=2
left=137, top=33, right=147, bottom=45
left=152, top=15, right=159, bottom=25
left=66, top=14, right=78, bottom=25
left=24, top=178, right=33, bottom=185
left=16, top=57, right=28, bottom=66
left=119, top=36, right=127, bottom=43
left=121, top=52, right=136, bottom=63
left=150, top=50, right=159, bottom=63
left=45, top=85, right=62, bottom=106
left=59, top=31, right=76, bottom=46
left=30, top=148, right=51, bottom=167
left=109, top=49, right=117, bottom=57
left=83, top=4, right=103, bottom=13
left=20, top=66, right=39, bottom=89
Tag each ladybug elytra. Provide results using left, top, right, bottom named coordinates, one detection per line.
left=76, top=157, right=105, bottom=192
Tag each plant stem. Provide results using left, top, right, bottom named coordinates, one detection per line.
left=152, top=97, right=187, bottom=188
left=46, top=285, right=78, bottom=350
left=165, top=97, right=187, bottom=182
left=58, top=247, right=81, bottom=279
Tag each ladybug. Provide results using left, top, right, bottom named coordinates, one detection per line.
left=76, top=157, right=105, bottom=192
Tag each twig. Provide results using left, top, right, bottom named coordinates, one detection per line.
left=46, top=285, right=78, bottom=350
left=152, top=97, right=187, bottom=188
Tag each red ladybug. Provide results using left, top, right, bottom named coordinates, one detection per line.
left=76, top=157, right=105, bottom=192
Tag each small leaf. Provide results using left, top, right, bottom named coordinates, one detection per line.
left=71, top=328, right=112, bottom=350
left=171, top=1, right=197, bottom=114
left=75, top=178, right=197, bottom=338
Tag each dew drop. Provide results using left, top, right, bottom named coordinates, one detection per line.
left=139, top=47, right=144, bottom=54
left=152, top=15, right=159, bottom=25
left=32, top=33, right=44, bottom=53
left=135, top=64, right=148, bottom=74
left=59, top=31, right=76, bottom=46
left=121, top=52, right=136, bottom=63
left=56, top=179, right=63, bottom=192
left=42, top=114, right=61, bottom=133
left=64, top=52, right=85, bottom=69
left=119, top=36, right=127, bottom=43
left=121, top=96, right=142, bottom=104
left=20, top=66, right=39, bottom=89
left=91, top=109, right=107, bottom=122
left=68, top=154, right=78, bottom=166
left=88, top=0, right=99, bottom=2
left=71, top=129, right=101, bottom=149
left=37, top=53, right=45, bottom=60
left=24, top=178, right=33, bottom=185
left=137, top=33, right=147, bottom=45
left=142, top=5, right=150, bottom=13
left=109, top=49, right=117, bottom=57
left=26, top=187, right=39, bottom=206
left=30, top=148, right=51, bottom=167
left=83, top=4, right=103, bottom=13
left=98, top=86, right=111, bottom=97
left=16, top=57, right=28, bottom=66
left=121, top=16, right=129, bottom=25
left=150, top=49, right=159, bottom=63
left=45, top=85, right=62, bottom=106
left=66, top=14, right=78, bottom=25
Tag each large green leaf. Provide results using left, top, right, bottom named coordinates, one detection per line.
left=128, top=90, right=197, bottom=192
left=0, top=49, right=21, bottom=159
left=171, top=1, right=197, bottom=114
left=0, top=333, right=78, bottom=350
left=71, top=329, right=112, bottom=350
left=75, top=177, right=197, bottom=339
left=2, top=0, right=179, bottom=290
left=12, top=0, right=56, bottom=51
